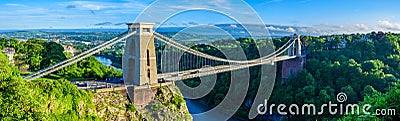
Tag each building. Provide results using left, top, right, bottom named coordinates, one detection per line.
left=2, top=47, right=15, bottom=64
left=63, top=45, right=76, bottom=56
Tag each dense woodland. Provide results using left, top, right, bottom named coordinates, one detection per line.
left=0, top=38, right=124, bottom=120
left=0, top=52, right=100, bottom=120
left=0, top=38, right=122, bottom=79
left=179, top=32, right=400, bottom=120
left=269, top=32, right=400, bottom=120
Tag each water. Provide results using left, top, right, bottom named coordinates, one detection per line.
left=94, top=56, right=122, bottom=71
left=185, top=98, right=242, bottom=121
left=94, top=56, right=238, bottom=120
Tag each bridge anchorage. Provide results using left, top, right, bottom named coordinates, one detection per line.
left=24, top=22, right=305, bottom=107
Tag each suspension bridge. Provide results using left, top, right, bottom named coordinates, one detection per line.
left=24, top=23, right=305, bottom=106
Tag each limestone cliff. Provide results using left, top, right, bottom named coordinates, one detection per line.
left=92, top=85, right=192, bottom=121
left=93, top=90, right=142, bottom=120
left=139, top=85, right=192, bottom=121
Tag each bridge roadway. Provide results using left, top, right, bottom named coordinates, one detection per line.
left=158, top=55, right=298, bottom=81
left=75, top=55, right=301, bottom=91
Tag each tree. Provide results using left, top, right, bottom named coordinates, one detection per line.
left=362, top=60, right=385, bottom=72
left=21, top=39, right=45, bottom=71
left=340, top=85, right=358, bottom=103
left=375, top=34, right=400, bottom=58
left=0, top=52, right=100, bottom=120
left=40, top=42, right=67, bottom=69
left=57, top=56, right=122, bottom=79
left=344, top=82, right=400, bottom=120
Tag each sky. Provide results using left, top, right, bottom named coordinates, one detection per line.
left=1, top=0, right=400, bottom=34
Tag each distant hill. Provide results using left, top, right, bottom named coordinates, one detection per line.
left=156, top=24, right=315, bottom=37
left=0, top=24, right=317, bottom=37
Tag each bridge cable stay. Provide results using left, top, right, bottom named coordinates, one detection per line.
left=154, top=34, right=296, bottom=68
left=24, top=31, right=129, bottom=79
left=153, top=34, right=297, bottom=80
left=153, top=33, right=296, bottom=64
left=153, top=32, right=296, bottom=64
left=26, top=29, right=299, bottom=81
left=154, top=31, right=296, bottom=61
left=25, top=31, right=136, bottom=81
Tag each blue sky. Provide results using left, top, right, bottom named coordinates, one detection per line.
left=1, top=0, right=400, bottom=34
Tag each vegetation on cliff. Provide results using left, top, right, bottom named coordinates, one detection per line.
left=0, top=52, right=100, bottom=120
left=140, top=86, right=192, bottom=121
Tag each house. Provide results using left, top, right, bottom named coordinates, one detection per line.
left=2, top=47, right=15, bottom=64
left=63, top=45, right=76, bottom=56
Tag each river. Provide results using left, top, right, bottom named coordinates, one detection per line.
left=95, top=56, right=122, bottom=72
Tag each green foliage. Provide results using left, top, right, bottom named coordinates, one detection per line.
left=343, top=82, right=400, bottom=120
left=0, top=38, right=20, bottom=50
left=27, top=79, right=100, bottom=120
left=40, top=42, right=67, bottom=69
left=171, top=95, right=185, bottom=107
left=57, top=56, right=122, bottom=79
left=2, top=37, right=119, bottom=80
left=269, top=32, right=400, bottom=120
left=155, top=86, right=186, bottom=112
left=0, top=52, right=100, bottom=120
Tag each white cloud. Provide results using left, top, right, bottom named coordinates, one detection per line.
left=313, top=24, right=344, bottom=29
left=266, top=0, right=283, bottom=3
left=286, top=27, right=296, bottom=32
left=266, top=26, right=284, bottom=31
left=5, top=3, right=25, bottom=7
left=377, top=20, right=400, bottom=30
left=62, top=1, right=117, bottom=10
left=352, top=24, right=369, bottom=31
left=267, top=26, right=296, bottom=32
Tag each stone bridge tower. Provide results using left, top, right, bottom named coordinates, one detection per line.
left=281, top=34, right=306, bottom=83
left=123, top=23, right=158, bottom=107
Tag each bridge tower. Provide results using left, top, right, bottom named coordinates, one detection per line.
left=281, top=34, right=305, bottom=83
left=123, top=23, right=157, bottom=107
left=288, top=34, right=302, bottom=57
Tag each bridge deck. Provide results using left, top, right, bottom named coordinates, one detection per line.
left=158, top=55, right=298, bottom=81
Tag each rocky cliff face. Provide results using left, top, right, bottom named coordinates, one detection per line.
left=93, top=90, right=142, bottom=120
left=140, top=85, right=192, bottom=121
left=92, top=85, right=192, bottom=121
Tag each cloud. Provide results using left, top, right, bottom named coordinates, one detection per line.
left=60, top=1, right=146, bottom=15
left=313, top=24, right=344, bottom=29
left=377, top=20, right=400, bottom=30
left=94, top=22, right=112, bottom=26
left=267, top=26, right=296, bottom=32
left=5, top=3, right=25, bottom=7
left=266, top=0, right=283, bottom=3
left=66, top=5, right=76, bottom=9
left=267, top=26, right=284, bottom=31
left=61, top=1, right=118, bottom=11
left=352, top=24, right=369, bottom=31
left=188, top=22, right=199, bottom=25
left=114, top=23, right=126, bottom=26
left=298, top=0, right=313, bottom=3
left=56, top=17, right=66, bottom=19
left=286, top=27, right=296, bottom=32
left=169, top=22, right=179, bottom=26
